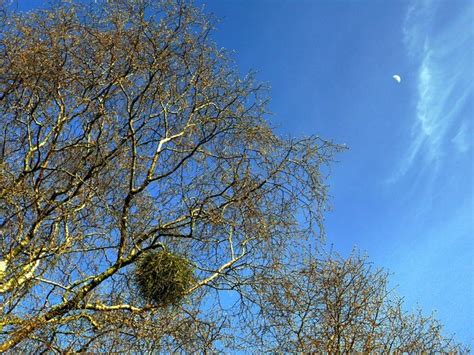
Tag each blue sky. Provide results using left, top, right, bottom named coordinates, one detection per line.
left=197, top=0, right=473, bottom=345
left=13, top=0, right=473, bottom=346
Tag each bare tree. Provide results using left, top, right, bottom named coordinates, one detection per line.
left=0, top=1, right=466, bottom=352
left=0, top=0, right=338, bottom=351
left=252, top=250, right=467, bottom=353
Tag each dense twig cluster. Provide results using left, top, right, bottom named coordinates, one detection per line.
left=135, top=250, right=194, bottom=307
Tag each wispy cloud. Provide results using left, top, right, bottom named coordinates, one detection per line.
left=452, top=121, right=471, bottom=153
left=392, top=0, right=473, bottom=181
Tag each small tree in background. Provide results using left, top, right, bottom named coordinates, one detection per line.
left=251, top=250, right=467, bottom=352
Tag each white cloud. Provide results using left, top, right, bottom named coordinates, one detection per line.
left=452, top=121, right=471, bottom=153
left=392, top=0, right=474, bottom=181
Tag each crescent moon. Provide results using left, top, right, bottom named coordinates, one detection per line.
left=393, top=74, right=401, bottom=83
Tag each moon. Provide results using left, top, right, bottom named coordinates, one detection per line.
left=392, top=74, right=401, bottom=83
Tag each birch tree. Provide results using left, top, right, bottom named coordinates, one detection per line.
left=0, top=1, right=338, bottom=351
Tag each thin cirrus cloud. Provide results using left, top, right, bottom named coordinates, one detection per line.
left=392, top=0, right=473, bottom=182
left=452, top=121, right=470, bottom=153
